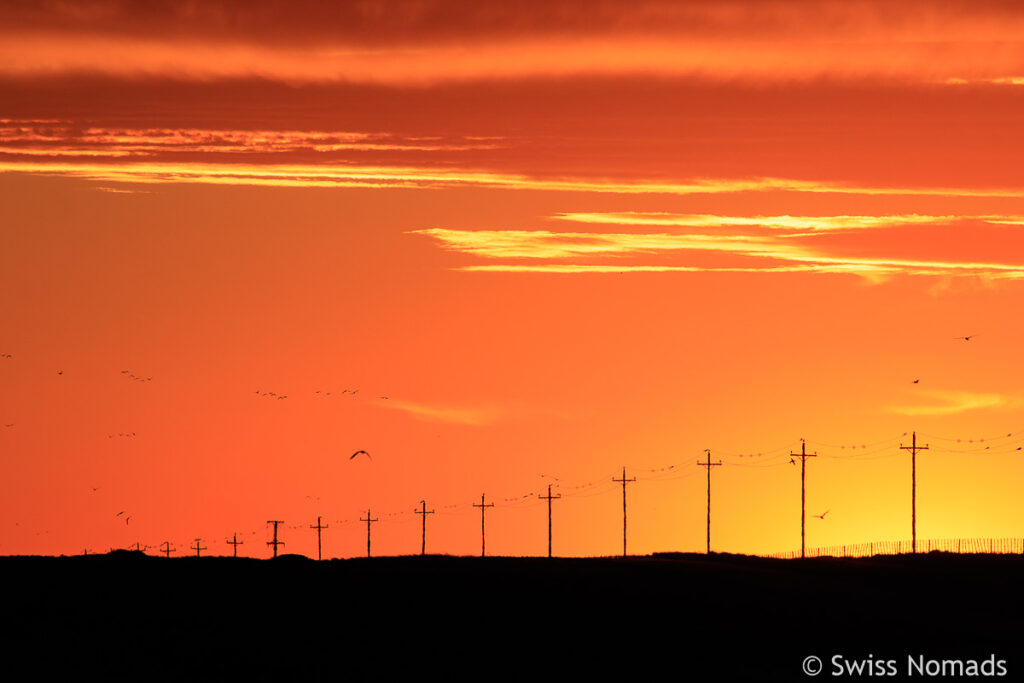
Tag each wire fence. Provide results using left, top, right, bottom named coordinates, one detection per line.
left=764, top=537, right=1024, bottom=559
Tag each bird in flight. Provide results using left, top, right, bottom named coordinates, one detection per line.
left=57, top=370, right=63, bottom=375
left=913, top=379, right=920, bottom=384
left=789, top=458, right=796, bottom=465
left=954, top=335, right=975, bottom=341
left=813, top=510, right=830, bottom=519
left=350, top=450, right=371, bottom=460
left=116, top=511, right=125, bottom=516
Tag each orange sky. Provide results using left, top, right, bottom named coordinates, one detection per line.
left=2, top=0, right=1023, bottom=559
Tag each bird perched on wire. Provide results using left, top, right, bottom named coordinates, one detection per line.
left=350, top=450, right=371, bottom=460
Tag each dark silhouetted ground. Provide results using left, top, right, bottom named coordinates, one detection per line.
left=4, top=551, right=1021, bottom=680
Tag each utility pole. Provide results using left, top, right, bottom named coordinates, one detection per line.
left=790, top=439, right=818, bottom=558
left=472, top=494, right=495, bottom=557
left=310, top=516, right=329, bottom=561
left=360, top=509, right=378, bottom=558
left=159, top=541, right=174, bottom=558
left=415, top=500, right=434, bottom=555
left=900, top=431, right=929, bottom=553
left=696, top=450, right=722, bottom=554
left=538, top=484, right=562, bottom=558
left=191, top=538, right=206, bottom=557
left=227, top=532, right=243, bottom=558
left=267, top=520, right=285, bottom=558
left=612, top=467, right=636, bottom=557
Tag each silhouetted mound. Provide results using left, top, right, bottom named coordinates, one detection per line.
left=271, top=553, right=311, bottom=561
left=4, top=553, right=1021, bottom=681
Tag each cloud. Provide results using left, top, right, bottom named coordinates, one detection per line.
left=5, top=2, right=1024, bottom=84
left=551, top=213, right=973, bottom=232
left=0, top=122, right=501, bottom=159
left=380, top=399, right=499, bottom=425
left=886, top=391, right=1019, bottom=416
left=93, top=186, right=151, bottom=194
left=3, top=160, right=1023, bottom=198
left=412, top=227, right=1024, bottom=281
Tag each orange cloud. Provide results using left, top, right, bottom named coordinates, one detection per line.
left=3, top=160, right=1023, bottom=198
left=886, top=391, right=1019, bottom=416
left=551, top=213, right=974, bottom=232
left=6, top=1, right=1024, bottom=84
left=0, top=122, right=501, bottom=158
left=413, top=228, right=1024, bottom=281
left=380, top=399, right=499, bottom=425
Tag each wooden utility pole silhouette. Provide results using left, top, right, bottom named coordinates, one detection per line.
left=472, top=494, right=495, bottom=557
left=266, top=520, right=285, bottom=558
left=697, top=450, right=722, bottom=554
left=310, top=516, right=328, bottom=561
left=900, top=431, right=929, bottom=553
left=191, top=538, right=206, bottom=557
left=159, top=541, right=174, bottom=558
left=415, top=500, right=434, bottom=555
left=790, top=439, right=818, bottom=558
left=538, top=484, right=561, bottom=558
left=227, top=532, right=243, bottom=557
left=612, top=467, right=636, bottom=557
left=360, top=509, right=378, bottom=557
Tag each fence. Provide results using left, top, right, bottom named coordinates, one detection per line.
left=765, top=537, right=1024, bottom=559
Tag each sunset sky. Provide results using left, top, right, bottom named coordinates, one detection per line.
left=2, top=0, right=1023, bottom=559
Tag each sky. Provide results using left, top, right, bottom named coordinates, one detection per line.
left=2, top=0, right=1023, bottom=559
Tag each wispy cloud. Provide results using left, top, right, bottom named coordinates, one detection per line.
left=551, top=213, right=977, bottom=232
left=0, top=122, right=502, bottom=159
left=886, top=391, right=1019, bottom=416
left=3, top=160, right=1023, bottom=198
left=413, top=228, right=1024, bottom=281
left=944, top=77, right=1024, bottom=86
left=93, top=186, right=152, bottom=194
left=380, top=399, right=499, bottom=425
left=3, top=29, right=1024, bottom=85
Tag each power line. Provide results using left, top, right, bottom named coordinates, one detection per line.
left=310, top=516, right=328, bottom=561
left=697, top=450, right=722, bottom=554
left=266, top=520, right=285, bottom=558
left=900, top=431, right=929, bottom=554
left=790, top=439, right=818, bottom=559
left=226, top=532, right=243, bottom=558
left=538, top=484, right=561, bottom=558
left=414, top=500, right=434, bottom=556
left=360, top=509, right=378, bottom=558
left=472, top=494, right=495, bottom=557
left=612, top=467, right=636, bottom=558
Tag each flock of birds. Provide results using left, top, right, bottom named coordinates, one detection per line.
left=0, top=333, right=986, bottom=543
left=2, top=353, right=383, bottom=537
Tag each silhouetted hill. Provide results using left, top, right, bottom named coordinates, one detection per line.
left=5, top=552, right=1020, bottom=680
